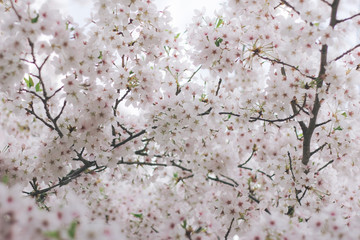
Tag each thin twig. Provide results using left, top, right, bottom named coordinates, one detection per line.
left=216, top=78, right=222, bottom=96
left=287, top=152, right=296, bottom=182
left=187, top=65, right=202, bottom=82
left=316, top=159, right=334, bottom=173
left=315, top=119, right=331, bottom=128
left=280, top=0, right=300, bottom=15
left=198, top=107, right=212, bottom=116
left=111, top=129, right=146, bottom=149
left=320, top=0, right=331, bottom=7
left=331, top=43, right=360, bottom=62
left=113, top=88, right=131, bottom=116
left=207, top=175, right=236, bottom=187
left=219, top=112, right=241, bottom=117
left=220, top=174, right=239, bottom=187
left=336, top=12, right=360, bottom=24
left=238, top=150, right=255, bottom=167
left=224, top=218, right=235, bottom=240
left=310, top=142, right=327, bottom=157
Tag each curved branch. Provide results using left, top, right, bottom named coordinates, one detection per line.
left=336, top=12, right=360, bottom=24
left=255, top=54, right=316, bottom=80
left=331, top=43, right=360, bottom=62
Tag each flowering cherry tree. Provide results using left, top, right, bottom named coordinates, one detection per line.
left=1, top=0, right=360, bottom=239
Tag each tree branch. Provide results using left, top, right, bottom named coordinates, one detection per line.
left=255, top=54, right=316, bottom=80
left=219, top=112, right=241, bottom=117
left=316, top=159, right=334, bottom=173
left=331, top=43, right=360, bottom=62
left=310, top=142, right=327, bottom=157
left=207, top=175, right=237, bottom=187
left=336, top=12, right=360, bottom=24
left=320, top=0, right=332, bottom=6
left=280, top=0, right=300, bottom=15
left=216, top=78, right=222, bottom=96
left=315, top=119, right=331, bottom=128
left=111, top=129, right=146, bottom=149
left=224, top=218, right=235, bottom=240
left=113, top=88, right=131, bottom=116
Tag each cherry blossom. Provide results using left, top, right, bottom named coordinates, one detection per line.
left=1, top=0, right=360, bottom=239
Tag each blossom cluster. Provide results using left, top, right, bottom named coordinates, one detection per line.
left=1, top=0, right=360, bottom=239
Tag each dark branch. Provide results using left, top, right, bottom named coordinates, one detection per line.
left=287, top=152, right=296, bottom=182
left=255, top=54, right=316, bottom=80
left=316, top=159, right=334, bottom=173
left=331, top=43, right=360, bottom=62
left=336, top=12, right=360, bottom=24
left=330, top=0, right=340, bottom=28
left=207, top=175, right=237, bottom=187
left=24, top=160, right=96, bottom=198
left=220, top=174, right=239, bottom=187
left=216, top=78, right=222, bottom=96
left=280, top=0, right=300, bottom=15
left=219, top=112, right=241, bottom=117
left=238, top=150, right=255, bottom=168
left=111, top=129, right=146, bottom=149
left=170, top=160, right=193, bottom=172
left=187, top=65, right=202, bottom=82
left=320, top=0, right=331, bottom=7
left=113, top=88, right=131, bottom=116
left=224, top=218, right=235, bottom=240
left=310, top=142, right=327, bottom=157
left=256, top=170, right=275, bottom=180
left=198, top=107, right=212, bottom=116
left=315, top=119, right=331, bottom=128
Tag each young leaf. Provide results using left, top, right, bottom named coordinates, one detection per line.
left=174, top=33, right=180, bottom=39
left=334, top=126, right=343, bottom=131
left=44, top=231, right=60, bottom=239
left=28, top=76, right=34, bottom=88
left=31, top=14, right=39, bottom=23
left=215, top=37, right=223, bottom=47
left=67, top=221, right=77, bottom=239
left=1, top=175, right=9, bottom=184
left=131, top=213, right=143, bottom=219
left=98, top=51, right=103, bottom=59
left=24, top=78, right=30, bottom=88
left=215, top=18, right=223, bottom=28
left=35, top=82, right=42, bottom=92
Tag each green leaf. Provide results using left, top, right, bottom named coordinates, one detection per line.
left=44, top=231, right=60, bottom=239
left=131, top=213, right=143, bottom=219
left=334, top=126, right=343, bottom=131
left=181, top=220, right=187, bottom=229
left=98, top=51, right=103, bottom=59
left=173, top=172, right=178, bottom=179
left=215, top=37, right=223, bottom=47
left=35, top=82, right=42, bottom=92
left=67, top=221, right=77, bottom=239
left=1, top=175, right=9, bottom=184
left=31, top=14, right=39, bottom=23
left=24, top=78, right=29, bottom=87
left=29, top=76, right=34, bottom=87
left=215, top=18, right=223, bottom=28
left=24, top=76, right=34, bottom=88
left=341, top=112, right=347, bottom=117
left=195, top=226, right=204, bottom=233
left=174, top=33, right=180, bottom=39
